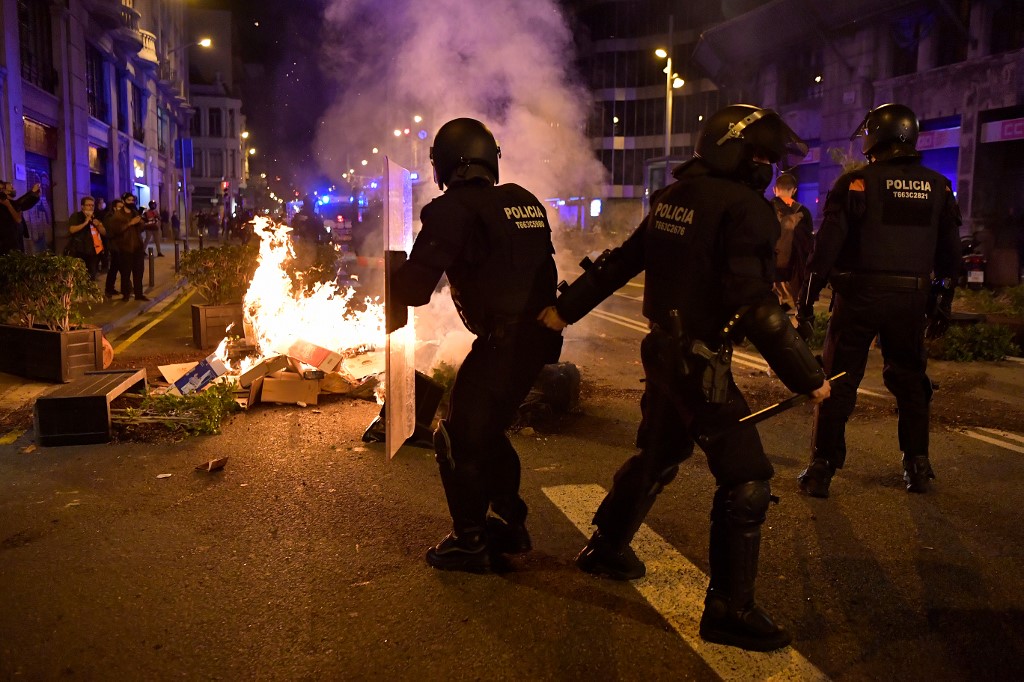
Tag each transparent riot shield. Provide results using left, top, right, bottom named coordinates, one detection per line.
left=384, top=158, right=416, bottom=459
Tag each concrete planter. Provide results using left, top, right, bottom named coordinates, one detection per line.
left=191, top=303, right=245, bottom=349
left=0, top=324, right=104, bottom=383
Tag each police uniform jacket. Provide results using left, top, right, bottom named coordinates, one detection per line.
left=555, top=160, right=823, bottom=395
left=391, top=177, right=557, bottom=335
left=807, top=156, right=961, bottom=285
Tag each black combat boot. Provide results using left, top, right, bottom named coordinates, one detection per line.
left=903, top=455, right=935, bottom=493
left=699, top=481, right=790, bottom=652
left=425, top=530, right=491, bottom=573
left=797, top=457, right=834, bottom=498
left=486, top=516, right=532, bottom=555
left=575, top=530, right=646, bottom=581
left=699, top=589, right=792, bottom=652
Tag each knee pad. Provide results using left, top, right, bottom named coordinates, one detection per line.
left=433, top=419, right=454, bottom=470
left=721, top=480, right=771, bottom=527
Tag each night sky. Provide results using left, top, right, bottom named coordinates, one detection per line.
left=195, top=0, right=334, bottom=194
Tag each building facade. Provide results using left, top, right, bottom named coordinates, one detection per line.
left=565, top=0, right=727, bottom=229
left=0, top=0, right=194, bottom=253
left=694, top=0, right=1024, bottom=283
left=186, top=7, right=245, bottom=227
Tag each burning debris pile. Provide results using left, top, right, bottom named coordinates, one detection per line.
left=157, top=217, right=389, bottom=410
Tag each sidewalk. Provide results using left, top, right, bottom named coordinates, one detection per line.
left=0, top=239, right=210, bottom=430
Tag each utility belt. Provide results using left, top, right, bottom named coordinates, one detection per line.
left=650, top=309, right=733, bottom=405
left=830, top=272, right=930, bottom=294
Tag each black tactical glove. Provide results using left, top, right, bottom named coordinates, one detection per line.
left=385, top=250, right=409, bottom=334
left=925, top=277, right=955, bottom=339
left=796, top=304, right=815, bottom=343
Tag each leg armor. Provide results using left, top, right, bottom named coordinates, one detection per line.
left=701, top=480, right=790, bottom=652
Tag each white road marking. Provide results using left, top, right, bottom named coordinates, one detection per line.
left=976, top=427, right=1024, bottom=444
left=962, top=429, right=1024, bottom=454
left=543, top=483, right=830, bottom=681
left=591, top=308, right=649, bottom=334
left=613, top=291, right=644, bottom=301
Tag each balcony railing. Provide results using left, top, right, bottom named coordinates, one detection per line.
left=138, top=29, right=158, bottom=65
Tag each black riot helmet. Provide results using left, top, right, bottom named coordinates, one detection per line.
left=429, top=118, right=502, bottom=190
left=693, top=105, right=809, bottom=186
left=851, top=103, right=919, bottom=160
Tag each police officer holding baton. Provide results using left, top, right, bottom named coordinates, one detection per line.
left=539, top=105, right=830, bottom=652
left=796, top=103, right=962, bottom=497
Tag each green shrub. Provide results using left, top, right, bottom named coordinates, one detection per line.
left=115, top=381, right=241, bottom=436
left=1002, top=284, right=1024, bottom=316
left=0, top=251, right=101, bottom=330
left=928, top=323, right=1020, bottom=362
left=955, top=285, right=1024, bottom=316
left=179, top=243, right=259, bottom=305
left=954, top=288, right=1006, bottom=314
left=806, top=311, right=830, bottom=350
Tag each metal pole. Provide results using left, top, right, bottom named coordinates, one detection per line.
left=174, top=240, right=180, bottom=273
left=665, top=54, right=672, bottom=159
left=148, top=249, right=155, bottom=288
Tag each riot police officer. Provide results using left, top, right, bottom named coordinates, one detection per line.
left=539, top=105, right=830, bottom=652
left=796, top=103, right=962, bottom=497
left=388, top=118, right=563, bottom=573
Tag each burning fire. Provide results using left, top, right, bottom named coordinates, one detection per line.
left=216, top=217, right=387, bottom=377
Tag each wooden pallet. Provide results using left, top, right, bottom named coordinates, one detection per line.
left=34, top=369, right=148, bottom=446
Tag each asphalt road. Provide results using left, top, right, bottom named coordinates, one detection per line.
left=2, top=280, right=1024, bottom=680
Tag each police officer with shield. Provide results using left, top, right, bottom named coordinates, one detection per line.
left=387, top=118, right=563, bottom=573
left=539, top=105, right=830, bottom=652
left=796, top=104, right=962, bottom=498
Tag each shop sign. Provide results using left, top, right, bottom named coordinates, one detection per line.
left=981, top=117, right=1024, bottom=143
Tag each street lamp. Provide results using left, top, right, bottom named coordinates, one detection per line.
left=169, top=37, right=213, bottom=55
left=655, top=48, right=684, bottom=158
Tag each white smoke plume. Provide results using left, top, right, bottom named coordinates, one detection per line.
left=315, top=0, right=607, bottom=205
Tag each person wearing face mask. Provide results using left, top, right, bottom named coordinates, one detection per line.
left=537, top=104, right=830, bottom=652
left=67, top=196, right=106, bottom=279
left=104, top=198, right=147, bottom=301
left=0, top=181, right=41, bottom=254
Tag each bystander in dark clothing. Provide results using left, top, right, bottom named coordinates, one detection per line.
left=770, top=172, right=814, bottom=309
left=67, top=197, right=106, bottom=279
left=105, top=199, right=148, bottom=301
left=0, top=181, right=41, bottom=254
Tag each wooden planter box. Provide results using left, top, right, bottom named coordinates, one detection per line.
left=191, top=303, right=245, bottom=349
left=0, top=323, right=104, bottom=383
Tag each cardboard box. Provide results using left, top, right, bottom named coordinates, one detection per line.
left=237, top=355, right=289, bottom=388
left=286, top=340, right=342, bottom=373
left=173, top=353, right=228, bottom=395
left=261, top=374, right=321, bottom=405
left=341, top=350, right=385, bottom=380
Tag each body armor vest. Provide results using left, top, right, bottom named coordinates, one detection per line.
left=437, top=183, right=556, bottom=334
left=837, top=161, right=950, bottom=277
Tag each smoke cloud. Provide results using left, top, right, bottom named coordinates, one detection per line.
left=315, top=0, right=607, bottom=204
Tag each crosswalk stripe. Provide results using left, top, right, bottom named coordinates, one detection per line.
left=962, top=430, right=1024, bottom=454
left=542, top=483, right=829, bottom=681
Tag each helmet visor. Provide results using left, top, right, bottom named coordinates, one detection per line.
left=849, top=110, right=871, bottom=143
left=715, top=109, right=809, bottom=170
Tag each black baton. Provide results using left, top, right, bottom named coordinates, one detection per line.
left=697, top=372, right=846, bottom=447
